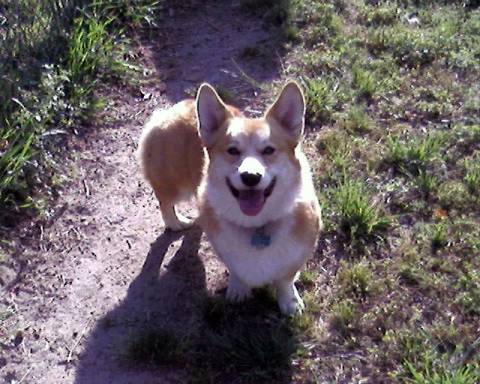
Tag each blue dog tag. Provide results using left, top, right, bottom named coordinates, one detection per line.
left=251, top=227, right=271, bottom=248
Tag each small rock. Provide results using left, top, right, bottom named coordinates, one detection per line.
left=12, top=331, right=23, bottom=347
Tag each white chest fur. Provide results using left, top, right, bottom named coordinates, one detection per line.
left=208, top=216, right=310, bottom=288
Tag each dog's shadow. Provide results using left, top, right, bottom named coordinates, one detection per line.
left=73, top=225, right=297, bottom=383
left=73, top=227, right=204, bottom=384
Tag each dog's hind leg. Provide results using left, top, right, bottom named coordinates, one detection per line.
left=160, top=201, right=193, bottom=231
left=152, top=187, right=193, bottom=231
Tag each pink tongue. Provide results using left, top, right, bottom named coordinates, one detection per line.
left=238, top=189, right=265, bottom=216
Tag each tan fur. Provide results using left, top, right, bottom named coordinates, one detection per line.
left=292, top=201, right=321, bottom=248
left=198, top=200, right=219, bottom=235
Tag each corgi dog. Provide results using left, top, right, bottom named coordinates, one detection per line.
left=138, top=81, right=322, bottom=314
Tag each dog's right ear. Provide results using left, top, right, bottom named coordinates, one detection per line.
left=196, top=84, right=230, bottom=147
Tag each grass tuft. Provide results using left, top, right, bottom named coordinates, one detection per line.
left=303, top=76, right=337, bottom=125
left=337, top=260, right=374, bottom=299
left=340, top=105, right=372, bottom=134
left=404, top=358, right=479, bottom=384
left=332, top=178, right=389, bottom=241
left=330, top=299, right=358, bottom=337
left=125, top=328, right=184, bottom=366
left=384, top=134, right=444, bottom=176
left=352, top=65, right=378, bottom=100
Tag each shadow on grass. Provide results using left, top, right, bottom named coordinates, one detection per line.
left=190, top=291, right=298, bottom=383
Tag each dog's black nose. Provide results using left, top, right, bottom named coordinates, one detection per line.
left=241, top=172, right=262, bottom=187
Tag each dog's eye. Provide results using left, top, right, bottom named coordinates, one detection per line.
left=262, top=146, right=275, bottom=155
left=227, top=147, right=241, bottom=156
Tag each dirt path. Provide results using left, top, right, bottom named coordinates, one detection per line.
left=0, top=2, right=287, bottom=383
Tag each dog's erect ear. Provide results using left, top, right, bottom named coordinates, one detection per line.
left=265, top=81, right=305, bottom=144
left=196, top=83, right=230, bottom=147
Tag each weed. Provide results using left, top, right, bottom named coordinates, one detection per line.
left=125, top=328, right=184, bottom=365
left=315, top=129, right=359, bottom=180
left=438, top=182, right=471, bottom=212
left=337, top=260, right=374, bottom=299
left=397, top=246, right=426, bottom=287
left=67, top=16, right=115, bottom=85
left=201, top=289, right=278, bottom=330
left=455, top=266, right=480, bottom=316
left=431, top=223, right=448, bottom=251
left=303, top=76, right=337, bottom=125
left=463, top=154, right=480, bottom=194
left=95, top=0, right=162, bottom=28
left=185, top=291, right=302, bottom=381
left=415, top=170, right=438, bottom=199
left=305, top=3, right=343, bottom=45
left=404, top=362, right=479, bottom=384
left=205, top=321, right=297, bottom=380
left=282, top=25, right=300, bottom=41
left=339, top=105, right=372, bottom=134
left=368, top=25, right=439, bottom=68
left=352, top=65, right=378, bottom=100
left=330, top=299, right=358, bottom=337
left=0, top=0, right=158, bottom=210
left=359, top=4, right=398, bottom=27
left=298, top=270, right=317, bottom=290
left=384, top=134, right=444, bottom=176
left=332, top=178, right=389, bottom=240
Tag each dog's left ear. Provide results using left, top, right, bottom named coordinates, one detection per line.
left=265, top=81, right=305, bottom=144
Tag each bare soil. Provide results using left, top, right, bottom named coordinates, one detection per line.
left=0, top=2, right=287, bottom=383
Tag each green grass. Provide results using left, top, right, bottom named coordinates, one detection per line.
left=384, top=134, right=444, bottom=176
left=463, top=154, right=480, bottom=194
left=0, top=0, right=160, bottom=217
left=352, top=65, right=378, bottom=100
left=405, top=362, right=480, bottom=384
left=303, top=76, right=337, bottom=124
left=337, top=259, right=374, bottom=299
left=332, top=178, right=389, bottom=241
left=339, top=105, right=372, bottom=134
left=125, top=328, right=184, bottom=366
left=330, top=299, right=358, bottom=338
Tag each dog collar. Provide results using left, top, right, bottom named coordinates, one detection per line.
left=251, top=226, right=271, bottom=249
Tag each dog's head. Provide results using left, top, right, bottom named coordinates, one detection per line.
left=196, top=82, right=305, bottom=227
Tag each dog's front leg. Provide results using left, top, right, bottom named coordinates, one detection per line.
left=275, top=276, right=305, bottom=315
left=226, top=272, right=252, bottom=302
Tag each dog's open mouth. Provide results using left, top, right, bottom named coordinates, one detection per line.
left=226, top=177, right=276, bottom=216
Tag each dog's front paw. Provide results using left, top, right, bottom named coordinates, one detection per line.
left=278, top=294, right=305, bottom=315
left=226, top=275, right=252, bottom=302
left=276, top=281, right=305, bottom=315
